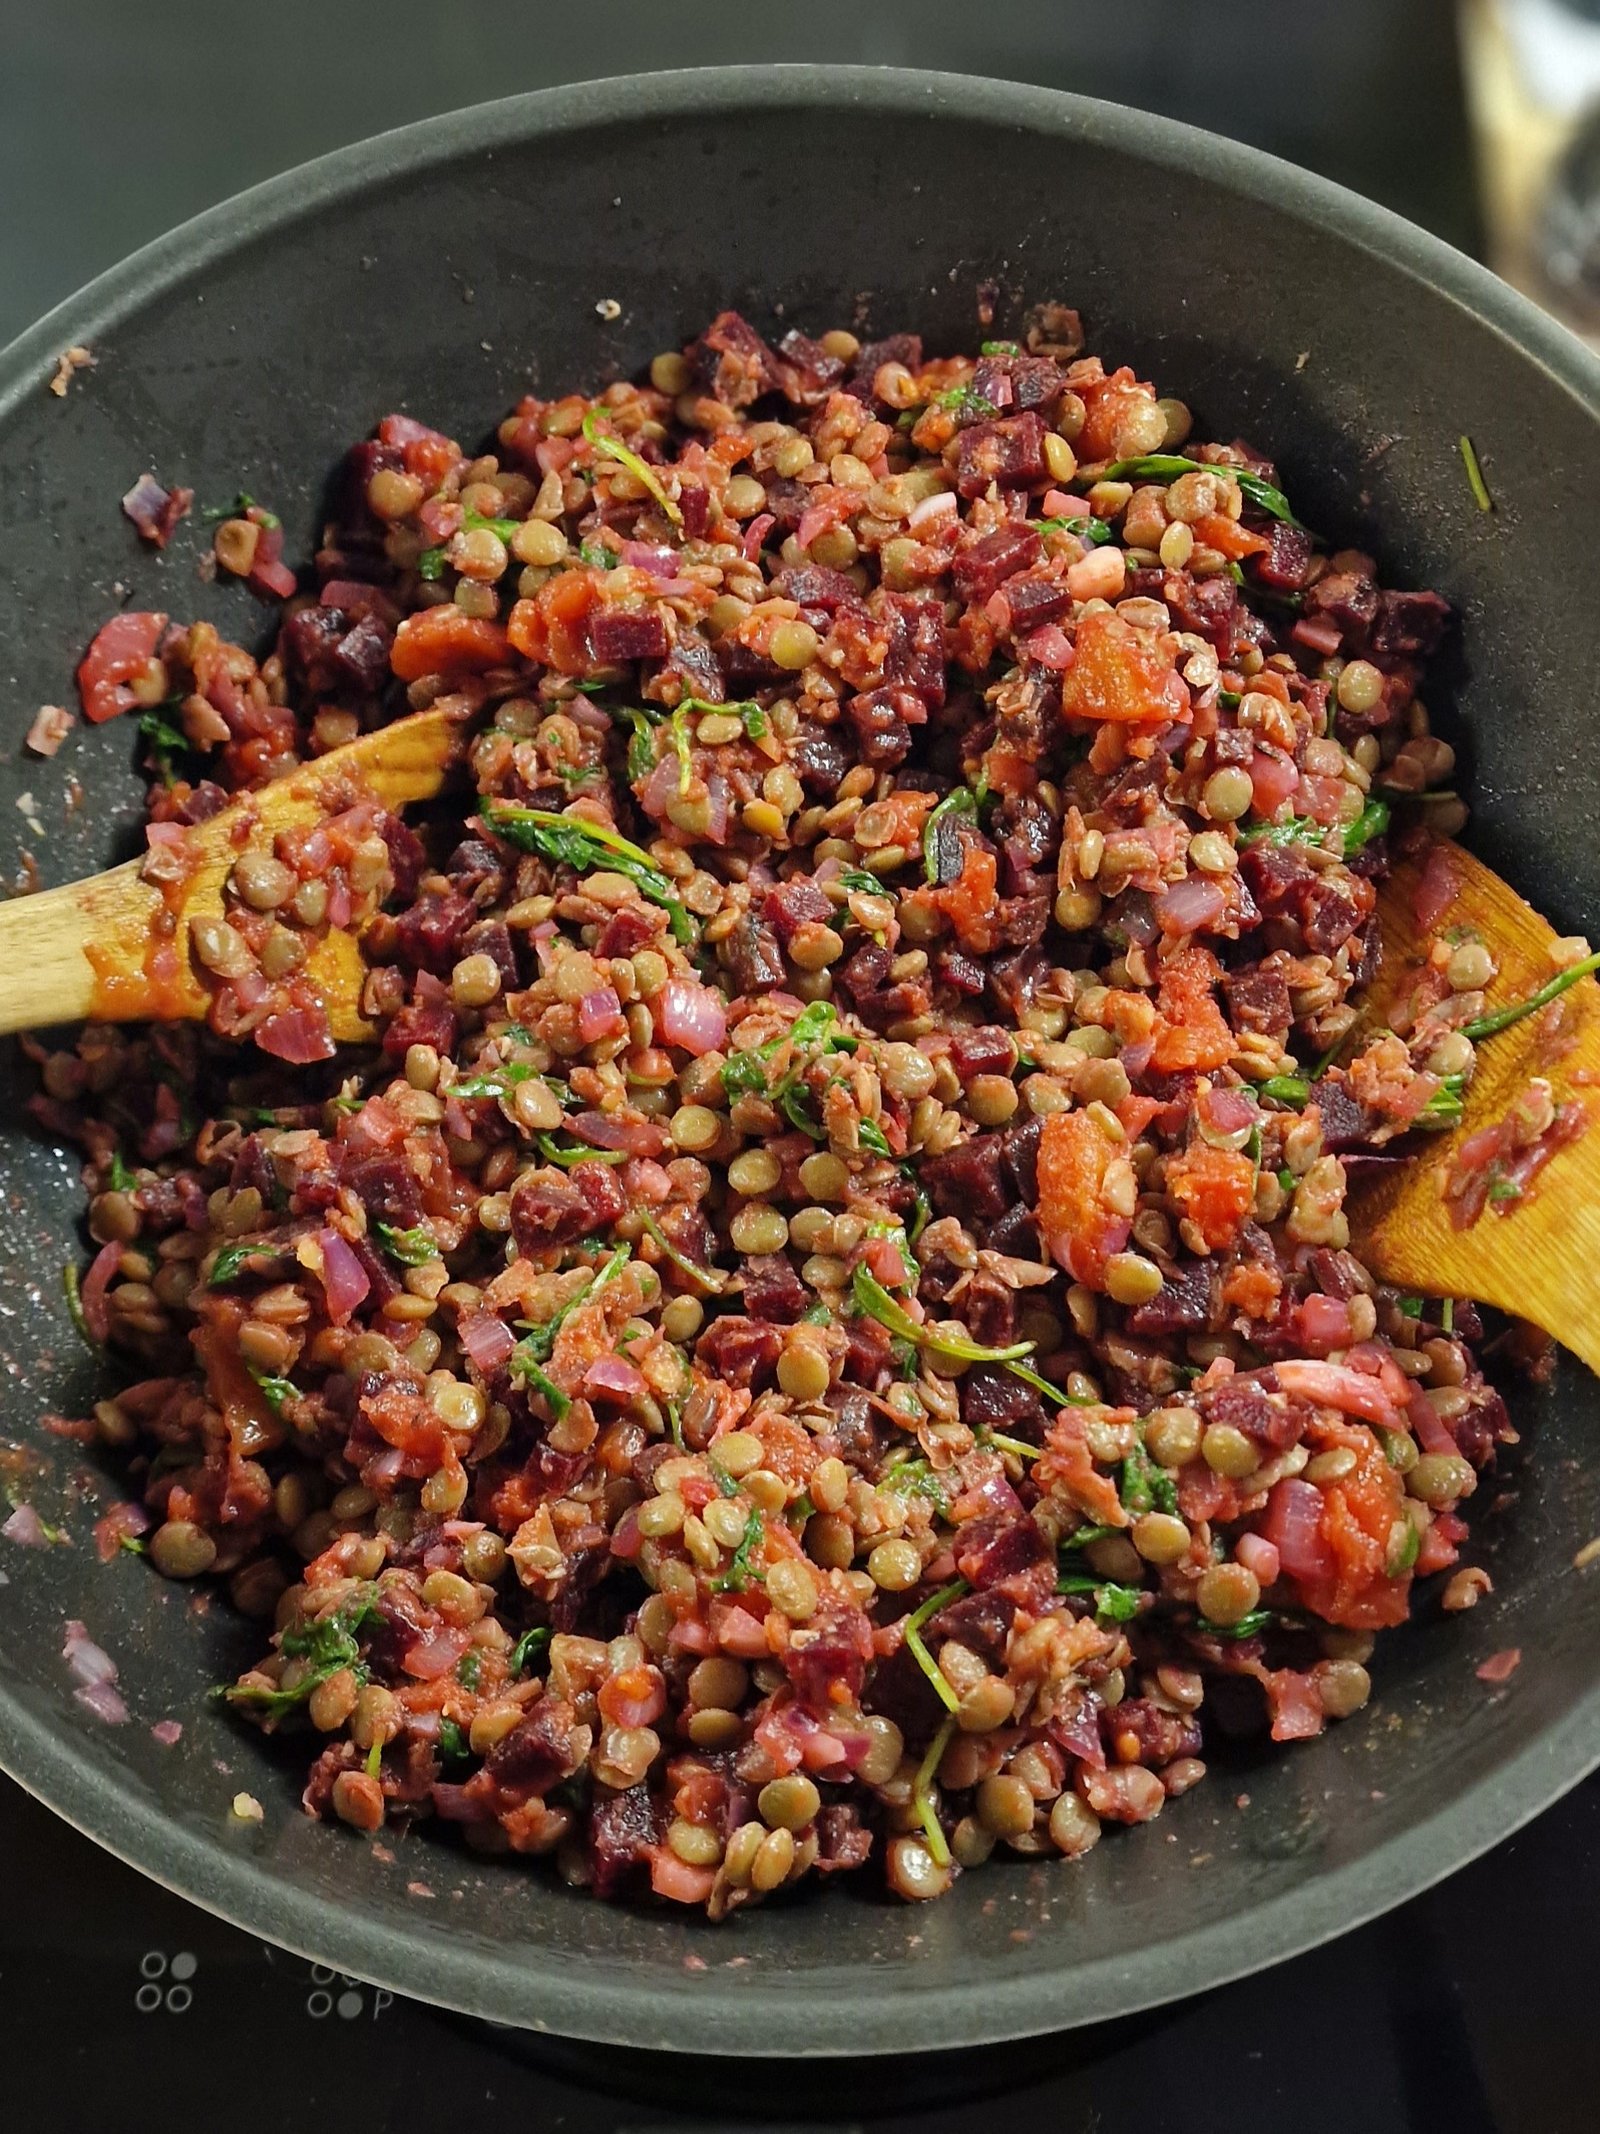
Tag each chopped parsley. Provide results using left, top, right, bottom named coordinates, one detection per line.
left=208, top=1241, right=283, bottom=1288
left=373, top=1222, right=439, bottom=1266
left=481, top=803, right=695, bottom=946
left=1100, top=453, right=1304, bottom=530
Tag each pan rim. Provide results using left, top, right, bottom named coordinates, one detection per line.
left=2, top=61, right=1598, bottom=2056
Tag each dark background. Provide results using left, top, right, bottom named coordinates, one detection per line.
left=0, top=0, right=1481, bottom=351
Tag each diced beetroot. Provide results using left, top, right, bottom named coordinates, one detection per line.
left=773, top=328, right=847, bottom=406
left=588, top=1783, right=660, bottom=1899
left=845, top=333, right=923, bottom=398
left=689, top=310, right=778, bottom=407
left=845, top=687, right=922, bottom=767
left=392, top=891, right=476, bottom=974
left=952, top=525, right=1042, bottom=605
left=1371, top=588, right=1451, bottom=658
left=1223, top=963, right=1292, bottom=1035
left=486, top=1698, right=585, bottom=1792
left=995, top=571, right=1072, bottom=632
left=946, top=1024, right=1017, bottom=1081
left=740, top=1253, right=810, bottom=1324
left=953, top=1510, right=1054, bottom=1591
left=694, top=1315, right=781, bottom=1389
left=762, top=877, right=833, bottom=945
left=1255, top=523, right=1314, bottom=590
left=922, top=1131, right=1011, bottom=1222
left=591, top=607, right=671, bottom=663
left=956, top=413, right=1048, bottom=497
left=782, top=1596, right=875, bottom=1716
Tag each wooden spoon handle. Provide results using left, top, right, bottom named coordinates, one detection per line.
left=0, top=867, right=139, bottom=1034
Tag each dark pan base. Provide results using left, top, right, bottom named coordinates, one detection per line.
left=0, top=67, right=1597, bottom=2058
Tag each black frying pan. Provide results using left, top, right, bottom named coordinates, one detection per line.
left=1, top=66, right=1598, bottom=2057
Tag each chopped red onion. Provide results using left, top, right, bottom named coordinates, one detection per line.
left=654, top=977, right=726, bottom=1056
left=2, top=1503, right=49, bottom=1548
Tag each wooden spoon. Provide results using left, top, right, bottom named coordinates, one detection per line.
left=0, top=706, right=461, bottom=1043
left=1349, top=841, right=1600, bottom=1373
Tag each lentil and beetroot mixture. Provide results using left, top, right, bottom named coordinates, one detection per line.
left=47, top=305, right=1537, bottom=1911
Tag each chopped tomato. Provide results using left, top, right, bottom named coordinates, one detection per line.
left=1036, top=1108, right=1131, bottom=1286
left=505, top=566, right=610, bottom=673
left=1165, top=1142, right=1257, bottom=1251
left=1194, top=512, right=1270, bottom=559
left=390, top=606, right=511, bottom=682
left=1298, top=1422, right=1412, bottom=1629
left=1075, top=366, right=1156, bottom=462
left=1221, top=1260, right=1282, bottom=1317
left=77, top=611, right=168, bottom=723
left=1036, top=1403, right=1130, bottom=1527
left=932, top=844, right=997, bottom=953
left=1060, top=609, right=1187, bottom=728
left=1150, top=947, right=1233, bottom=1073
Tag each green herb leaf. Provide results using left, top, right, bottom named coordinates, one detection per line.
left=481, top=803, right=696, bottom=946
left=935, top=383, right=1000, bottom=421
left=882, top=1457, right=952, bottom=1516
left=1198, top=1608, right=1275, bottom=1640
left=416, top=547, right=447, bottom=581
left=857, top=1119, right=892, bottom=1157
left=438, top=1716, right=473, bottom=1767
left=461, top=508, right=521, bottom=541
left=582, top=408, right=682, bottom=526
left=248, top=1369, right=297, bottom=1418
left=1059, top=1522, right=1117, bottom=1554
left=1035, top=515, right=1115, bottom=545
left=709, top=1506, right=765, bottom=1593
left=912, top=1711, right=957, bottom=1869
left=1398, top=1297, right=1423, bottom=1321
left=838, top=867, right=887, bottom=897
left=852, top=1266, right=1032, bottom=1368
left=536, top=1134, right=628, bottom=1169
left=373, top=1222, right=439, bottom=1267
left=208, top=1241, right=282, bottom=1288
left=1057, top=1574, right=1145, bottom=1622
left=1120, top=1438, right=1178, bottom=1517
left=61, top=1263, right=95, bottom=1349
left=980, top=339, right=1020, bottom=356
left=450, top=1061, right=538, bottom=1101
left=1461, top=950, right=1600, bottom=1043
left=138, top=704, right=190, bottom=785
left=1257, top=1075, right=1310, bottom=1109
left=922, top=784, right=981, bottom=885
left=511, top=1626, right=551, bottom=1676
left=641, top=1209, right=725, bottom=1293
left=224, top=1593, right=377, bottom=1721
left=901, top=1579, right=968, bottom=1714
left=107, top=1149, right=136, bottom=1194
left=202, top=491, right=255, bottom=521
left=1100, top=454, right=1305, bottom=530
left=1340, top=799, right=1390, bottom=857
left=456, top=1649, right=483, bottom=1692
left=578, top=537, right=618, bottom=570
left=1459, top=434, right=1493, bottom=514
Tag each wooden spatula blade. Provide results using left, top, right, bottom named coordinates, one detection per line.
left=0, top=705, right=460, bottom=1038
left=1349, top=843, right=1600, bottom=1371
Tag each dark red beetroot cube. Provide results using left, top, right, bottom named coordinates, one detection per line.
left=772, top=565, right=864, bottom=612
left=740, top=1252, right=810, bottom=1324
left=588, top=1783, right=661, bottom=1900
left=781, top=1597, right=874, bottom=1716
left=997, top=571, right=1072, bottom=631
left=956, top=413, right=1048, bottom=497
left=951, top=525, right=1042, bottom=606
left=773, top=329, right=846, bottom=405
left=1223, top=963, right=1292, bottom=1035
left=762, top=877, right=833, bottom=945
left=846, top=334, right=923, bottom=398
left=879, top=594, right=947, bottom=707
left=590, top=607, right=670, bottom=663
left=953, top=1510, right=1054, bottom=1590
left=689, top=310, right=778, bottom=407
left=1371, top=588, right=1451, bottom=658
left=947, top=1024, right=1018, bottom=1080
left=1256, top=523, right=1314, bottom=591
left=1165, top=571, right=1239, bottom=651
left=694, top=1315, right=782, bottom=1389
left=922, top=1131, right=1011, bottom=1222
left=846, top=686, right=922, bottom=768
left=392, top=890, right=476, bottom=974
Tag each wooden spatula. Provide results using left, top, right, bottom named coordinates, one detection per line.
left=0, top=706, right=461, bottom=1042
left=1349, top=842, right=1600, bottom=1373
